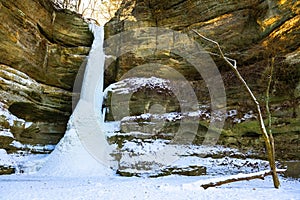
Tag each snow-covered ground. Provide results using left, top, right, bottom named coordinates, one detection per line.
left=0, top=171, right=299, bottom=200
left=0, top=120, right=299, bottom=200
left=1, top=119, right=299, bottom=199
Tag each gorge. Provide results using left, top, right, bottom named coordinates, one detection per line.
left=0, top=0, right=299, bottom=177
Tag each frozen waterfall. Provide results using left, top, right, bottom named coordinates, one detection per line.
left=39, top=24, right=114, bottom=177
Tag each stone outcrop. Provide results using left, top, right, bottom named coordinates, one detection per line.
left=0, top=0, right=93, bottom=151
left=104, top=0, right=299, bottom=81
left=104, top=0, right=300, bottom=160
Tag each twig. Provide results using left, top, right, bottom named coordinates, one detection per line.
left=191, top=30, right=237, bottom=68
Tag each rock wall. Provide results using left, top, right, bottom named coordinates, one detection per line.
left=104, top=0, right=300, bottom=159
left=105, top=0, right=299, bottom=80
left=0, top=0, right=93, bottom=152
left=0, top=0, right=298, bottom=162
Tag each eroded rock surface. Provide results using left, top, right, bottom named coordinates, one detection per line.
left=0, top=0, right=93, bottom=151
left=104, top=0, right=300, bottom=160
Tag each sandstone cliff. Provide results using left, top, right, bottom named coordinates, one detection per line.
left=0, top=0, right=93, bottom=152
left=104, top=0, right=299, bottom=160
left=0, top=0, right=299, bottom=162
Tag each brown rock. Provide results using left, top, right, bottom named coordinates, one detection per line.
left=0, top=0, right=93, bottom=150
left=104, top=0, right=300, bottom=160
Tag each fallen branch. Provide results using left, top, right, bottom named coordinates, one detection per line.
left=201, top=169, right=286, bottom=189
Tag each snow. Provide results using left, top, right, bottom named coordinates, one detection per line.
left=104, top=76, right=171, bottom=95
left=113, top=139, right=272, bottom=177
left=0, top=102, right=24, bottom=126
left=0, top=65, right=38, bottom=88
left=183, top=169, right=287, bottom=189
left=0, top=130, right=14, bottom=138
left=0, top=149, right=15, bottom=167
left=12, top=153, right=48, bottom=174
left=121, top=112, right=184, bottom=123
left=120, top=106, right=255, bottom=126
left=38, top=121, right=113, bottom=177
left=10, top=141, right=55, bottom=152
left=0, top=173, right=299, bottom=200
left=226, top=109, right=237, bottom=117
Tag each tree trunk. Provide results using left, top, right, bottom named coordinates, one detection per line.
left=192, top=30, right=281, bottom=188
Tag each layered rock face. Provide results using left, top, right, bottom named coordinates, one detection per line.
left=0, top=0, right=93, bottom=152
left=104, top=0, right=299, bottom=160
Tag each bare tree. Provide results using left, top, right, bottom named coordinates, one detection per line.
left=50, top=0, right=122, bottom=25
left=192, top=29, right=281, bottom=188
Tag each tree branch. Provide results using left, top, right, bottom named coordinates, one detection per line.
left=201, top=169, right=286, bottom=189
left=191, top=30, right=237, bottom=68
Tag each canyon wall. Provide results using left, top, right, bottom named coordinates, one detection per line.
left=104, top=0, right=300, bottom=159
left=0, top=0, right=93, bottom=152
